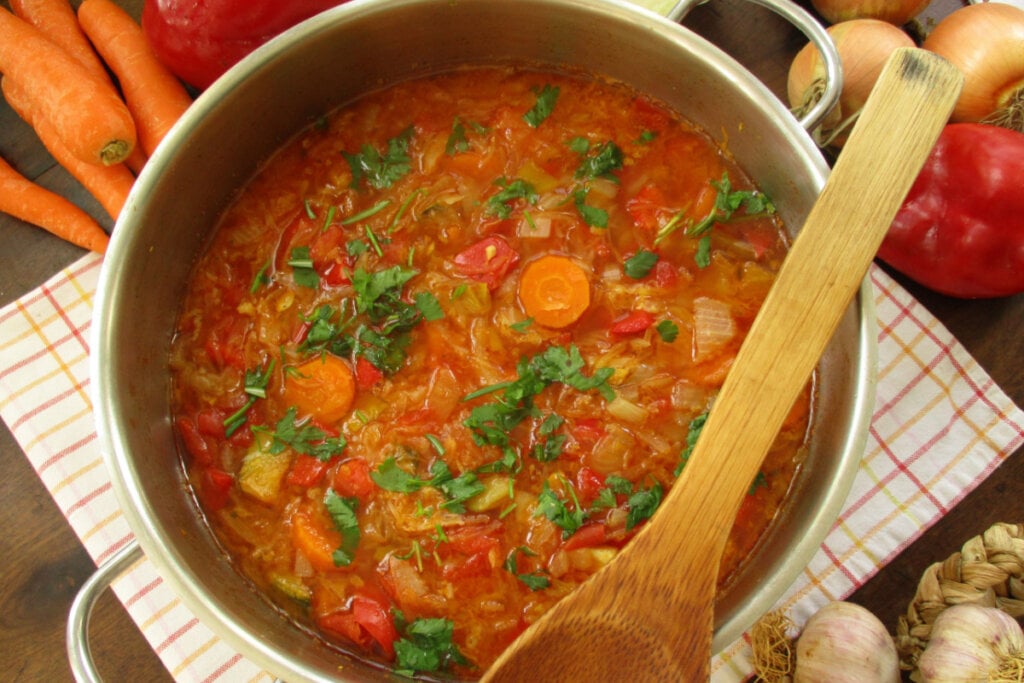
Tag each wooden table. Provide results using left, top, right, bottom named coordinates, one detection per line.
left=1, top=0, right=1020, bottom=680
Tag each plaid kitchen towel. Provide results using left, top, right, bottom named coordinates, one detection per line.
left=1, top=253, right=1022, bottom=682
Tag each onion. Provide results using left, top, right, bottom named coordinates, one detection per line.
left=922, top=3, right=1024, bottom=131
left=810, top=0, right=930, bottom=25
left=692, top=297, right=735, bottom=361
left=788, top=19, right=915, bottom=147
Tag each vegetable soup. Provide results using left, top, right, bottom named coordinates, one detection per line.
left=170, top=66, right=813, bottom=678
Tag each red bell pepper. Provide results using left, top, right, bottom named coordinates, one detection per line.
left=142, top=0, right=350, bottom=90
left=879, top=123, right=1024, bottom=299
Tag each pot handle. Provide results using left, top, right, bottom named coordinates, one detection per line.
left=665, top=0, right=842, bottom=133
left=66, top=540, right=145, bottom=683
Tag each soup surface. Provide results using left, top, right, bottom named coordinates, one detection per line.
left=170, top=67, right=812, bottom=678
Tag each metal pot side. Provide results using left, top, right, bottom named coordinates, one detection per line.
left=91, top=0, right=875, bottom=680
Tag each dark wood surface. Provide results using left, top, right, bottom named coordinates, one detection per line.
left=0, top=1, right=1020, bottom=681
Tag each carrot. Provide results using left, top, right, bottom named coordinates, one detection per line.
left=3, top=76, right=133, bottom=219
left=77, top=0, right=192, bottom=157
left=291, top=507, right=343, bottom=573
left=283, top=354, right=357, bottom=423
left=518, top=253, right=591, bottom=328
left=0, top=155, right=109, bottom=253
left=0, top=7, right=136, bottom=165
left=10, top=0, right=113, bottom=86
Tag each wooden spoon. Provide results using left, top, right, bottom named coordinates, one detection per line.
left=481, top=47, right=962, bottom=682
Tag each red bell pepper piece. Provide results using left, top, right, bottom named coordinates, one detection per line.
left=355, top=356, right=384, bottom=390
left=286, top=454, right=330, bottom=487
left=199, top=468, right=234, bottom=511
left=879, top=123, right=1024, bottom=299
left=609, top=310, right=655, bottom=336
left=332, top=458, right=376, bottom=504
left=319, top=592, right=398, bottom=659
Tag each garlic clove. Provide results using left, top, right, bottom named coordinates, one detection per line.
left=917, top=603, right=1024, bottom=683
left=794, top=601, right=900, bottom=683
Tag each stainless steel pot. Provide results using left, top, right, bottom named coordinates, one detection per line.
left=78, top=0, right=874, bottom=680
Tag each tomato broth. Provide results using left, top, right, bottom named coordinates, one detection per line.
left=170, top=66, right=813, bottom=678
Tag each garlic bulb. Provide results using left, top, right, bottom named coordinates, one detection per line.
left=794, top=601, right=900, bottom=683
left=917, top=603, right=1024, bottom=683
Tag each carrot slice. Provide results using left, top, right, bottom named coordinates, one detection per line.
left=77, top=0, right=193, bottom=157
left=3, top=76, right=133, bottom=219
left=291, top=508, right=343, bottom=573
left=283, top=354, right=357, bottom=423
left=0, top=155, right=109, bottom=253
left=518, top=253, right=591, bottom=328
left=0, top=7, right=136, bottom=165
left=10, top=0, right=112, bottom=86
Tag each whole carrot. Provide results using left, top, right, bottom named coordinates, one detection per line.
left=10, top=0, right=113, bottom=86
left=78, top=0, right=192, bottom=157
left=0, top=7, right=137, bottom=166
left=3, top=76, right=134, bottom=220
left=0, top=155, right=110, bottom=254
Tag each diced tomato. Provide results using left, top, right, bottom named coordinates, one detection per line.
left=442, top=549, right=494, bottom=581
left=573, top=418, right=605, bottom=450
left=176, top=416, right=214, bottom=467
left=355, top=356, right=384, bottom=391
left=609, top=310, right=655, bottom=336
left=203, top=315, right=248, bottom=370
left=443, top=522, right=503, bottom=557
left=453, top=235, right=520, bottom=289
left=332, top=458, right=376, bottom=503
left=742, top=225, right=776, bottom=260
left=199, top=468, right=234, bottom=512
left=575, top=466, right=606, bottom=505
left=320, top=260, right=351, bottom=287
left=562, top=522, right=608, bottom=551
left=319, top=593, right=398, bottom=659
left=286, top=454, right=330, bottom=487
left=626, top=183, right=668, bottom=235
left=196, top=408, right=226, bottom=438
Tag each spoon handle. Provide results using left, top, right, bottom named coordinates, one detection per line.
left=483, top=47, right=963, bottom=683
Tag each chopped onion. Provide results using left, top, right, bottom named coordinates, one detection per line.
left=788, top=19, right=915, bottom=147
left=606, top=396, right=650, bottom=424
left=922, top=3, right=1024, bottom=131
left=518, top=212, right=552, bottom=238
left=692, top=297, right=735, bottom=361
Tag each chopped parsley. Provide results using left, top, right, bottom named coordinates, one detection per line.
left=288, top=245, right=319, bottom=289
left=463, top=345, right=615, bottom=470
left=249, top=259, right=271, bottom=293
left=624, top=481, right=663, bottom=530
left=675, top=410, right=708, bottom=476
left=504, top=546, right=550, bottom=591
left=655, top=319, right=679, bottom=343
left=343, top=126, right=414, bottom=190
left=624, top=249, right=658, bottom=279
left=371, top=458, right=485, bottom=513
left=535, top=480, right=586, bottom=538
left=654, top=172, right=775, bottom=268
left=223, top=360, right=275, bottom=437
left=487, top=177, right=538, bottom=219
left=523, top=84, right=559, bottom=127
left=574, top=140, right=623, bottom=181
left=445, top=117, right=489, bottom=155
left=256, top=406, right=347, bottom=461
left=572, top=187, right=608, bottom=228
left=324, top=489, right=360, bottom=566
left=393, top=614, right=469, bottom=676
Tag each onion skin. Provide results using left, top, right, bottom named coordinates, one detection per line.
left=788, top=19, right=914, bottom=147
left=794, top=601, right=900, bottom=683
left=810, top=0, right=930, bottom=25
left=922, top=3, right=1024, bottom=131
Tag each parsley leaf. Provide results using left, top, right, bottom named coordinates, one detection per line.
left=574, top=140, right=623, bottom=181
left=324, top=489, right=360, bottom=566
left=572, top=187, right=608, bottom=228
left=288, top=246, right=319, bottom=289
left=675, top=411, right=708, bottom=476
left=625, top=482, right=663, bottom=530
left=504, top=546, right=550, bottom=591
left=487, top=177, right=538, bottom=219
left=371, top=458, right=484, bottom=513
left=624, top=249, right=658, bottom=279
left=523, top=84, right=559, bottom=127
left=343, top=126, right=414, bottom=190
left=535, top=481, right=585, bottom=538
left=393, top=616, right=469, bottom=675
left=223, top=360, right=275, bottom=437
left=258, top=406, right=347, bottom=461
left=656, top=319, right=679, bottom=343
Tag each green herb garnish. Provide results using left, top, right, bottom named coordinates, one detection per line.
left=624, top=249, right=658, bottom=279
left=343, top=126, right=414, bottom=189
left=288, top=246, right=319, bottom=289
left=487, top=177, right=538, bottom=219
left=523, top=84, right=560, bottom=127
left=324, top=489, right=360, bottom=566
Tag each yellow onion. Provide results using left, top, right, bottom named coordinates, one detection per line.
left=788, top=19, right=915, bottom=147
left=811, top=0, right=931, bottom=25
left=922, top=3, right=1024, bottom=131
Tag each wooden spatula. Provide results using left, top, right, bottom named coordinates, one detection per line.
left=481, top=47, right=963, bottom=682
